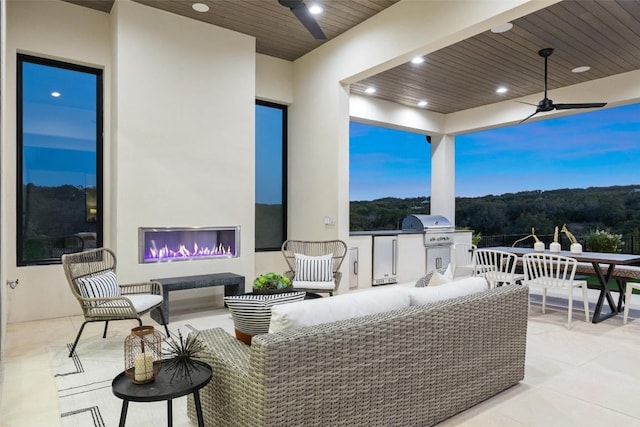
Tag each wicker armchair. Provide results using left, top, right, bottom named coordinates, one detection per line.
left=61, top=247, right=169, bottom=357
left=281, top=239, right=348, bottom=296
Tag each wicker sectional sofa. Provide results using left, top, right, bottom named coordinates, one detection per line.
left=188, top=284, right=528, bottom=427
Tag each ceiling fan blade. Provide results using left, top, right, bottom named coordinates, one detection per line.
left=279, top=0, right=326, bottom=40
left=519, top=109, right=541, bottom=124
left=554, top=102, right=607, bottom=110
left=528, top=48, right=607, bottom=119
left=515, top=100, right=538, bottom=106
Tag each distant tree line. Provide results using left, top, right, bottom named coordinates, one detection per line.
left=350, top=185, right=640, bottom=240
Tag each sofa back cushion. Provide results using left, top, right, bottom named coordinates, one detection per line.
left=269, top=286, right=411, bottom=333
left=408, top=276, right=488, bottom=306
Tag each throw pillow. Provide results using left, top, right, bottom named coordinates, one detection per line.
left=224, top=291, right=306, bottom=345
left=415, top=265, right=449, bottom=287
left=77, top=271, right=121, bottom=299
left=408, top=277, right=489, bottom=306
left=428, top=264, right=453, bottom=286
left=293, top=253, right=333, bottom=282
left=269, top=286, right=412, bottom=333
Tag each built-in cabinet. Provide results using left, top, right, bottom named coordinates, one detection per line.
left=348, top=230, right=473, bottom=290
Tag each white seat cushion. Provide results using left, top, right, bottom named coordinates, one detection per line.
left=292, top=280, right=335, bottom=290
left=88, top=294, right=162, bottom=314
left=408, top=277, right=489, bottom=306
left=269, top=286, right=411, bottom=333
left=126, top=294, right=163, bottom=312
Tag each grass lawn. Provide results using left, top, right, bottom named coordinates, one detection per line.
left=583, top=276, right=640, bottom=294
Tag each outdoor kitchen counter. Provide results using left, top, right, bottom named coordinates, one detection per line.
left=349, top=230, right=422, bottom=236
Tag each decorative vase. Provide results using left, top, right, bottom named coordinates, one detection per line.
left=549, top=242, right=561, bottom=253
left=124, top=326, right=162, bottom=384
left=534, top=241, right=545, bottom=252
left=570, top=243, right=583, bottom=254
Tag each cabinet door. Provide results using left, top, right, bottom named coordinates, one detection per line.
left=426, top=245, right=451, bottom=274
left=349, top=247, right=358, bottom=290
left=373, top=236, right=398, bottom=285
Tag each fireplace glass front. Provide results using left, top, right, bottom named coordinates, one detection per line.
left=138, top=226, right=239, bottom=263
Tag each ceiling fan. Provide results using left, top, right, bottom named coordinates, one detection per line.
left=519, top=48, right=606, bottom=124
left=278, top=0, right=326, bottom=40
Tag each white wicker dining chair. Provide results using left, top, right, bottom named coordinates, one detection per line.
left=281, top=240, right=348, bottom=296
left=61, top=247, right=169, bottom=357
left=473, top=249, right=524, bottom=289
left=522, top=252, right=589, bottom=328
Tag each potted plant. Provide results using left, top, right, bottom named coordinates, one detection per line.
left=252, top=272, right=292, bottom=294
left=584, top=229, right=622, bottom=253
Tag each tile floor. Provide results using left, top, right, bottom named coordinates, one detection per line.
left=1, top=288, right=640, bottom=427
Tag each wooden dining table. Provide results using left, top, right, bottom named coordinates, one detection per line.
left=486, top=246, right=640, bottom=323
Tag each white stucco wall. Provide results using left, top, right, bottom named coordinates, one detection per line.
left=3, top=0, right=260, bottom=322
left=256, top=54, right=293, bottom=105
left=3, top=0, right=112, bottom=322
left=111, top=1, right=256, bottom=305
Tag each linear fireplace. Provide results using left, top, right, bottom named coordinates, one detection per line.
left=138, top=226, right=240, bottom=263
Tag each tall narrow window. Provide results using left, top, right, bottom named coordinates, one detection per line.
left=255, top=100, right=287, bottom=251
left=17, top=55, right=103, bottom=265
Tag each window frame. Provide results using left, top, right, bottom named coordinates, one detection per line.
left=16, top=54, right=104, bottom=266
left=255, top=99, right=287, bottom=252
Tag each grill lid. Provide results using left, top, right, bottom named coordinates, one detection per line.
left=402, top=214, right=453, bottom=232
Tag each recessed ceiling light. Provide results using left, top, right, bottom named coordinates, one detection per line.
left=491, top=22, right=513, bottom=33
left=192, top=2, right=209, bottom=12
left=418, top=100, right=428, bottom=107
left=496, top=86, right=508, bottom=94
left=51, top=91, right=61, bottom=97
left=364, top=87, right=376, bottom=94
left=572, top=65, right=591, bottom=73
left=309, top=4, right=323, bottom=15
left=411, top=56, right=425, bottom=65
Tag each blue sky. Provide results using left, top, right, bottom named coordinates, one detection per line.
left=350, top=102, right=640, bottom=201
left=350, top=123, right=431, bottom=201
left=22, top=60, right=98, bottom=188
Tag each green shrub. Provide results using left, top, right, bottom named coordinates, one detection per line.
left=472, top=232, right=482, bottom=246
left=584, top=229, right=622, bottom=253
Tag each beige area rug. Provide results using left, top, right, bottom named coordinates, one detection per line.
left=48, top=311, right=234, bottom=427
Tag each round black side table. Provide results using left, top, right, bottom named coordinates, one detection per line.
left=112, top=359, right=212, bottom=427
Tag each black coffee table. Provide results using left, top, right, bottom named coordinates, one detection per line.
left=112, top=359, right=212, bottom=427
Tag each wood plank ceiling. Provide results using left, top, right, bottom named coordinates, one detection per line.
left=351, top=0, right=640, bottom=113
left=62, top=0, right=640, bottom=115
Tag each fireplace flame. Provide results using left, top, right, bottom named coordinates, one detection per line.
left=146, top=241, right=234, bottom=261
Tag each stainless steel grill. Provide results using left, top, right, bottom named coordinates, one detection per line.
left=402, top=215, right=454, bottom=273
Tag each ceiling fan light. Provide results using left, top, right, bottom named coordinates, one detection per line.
left=491, top=22, right=513, bottom=33
left=418, top=100, right=428, bottom=107
left=192, top=2, right=209, bottom=12
left=365, top=87, right=376, bottom=94
left=496, top=86, right=508, bottom=94
left=411, top=56, right=425, bottom=65
left=572, top=66, right=591, bottom=73
left=309, top=4, right=323, bottom=15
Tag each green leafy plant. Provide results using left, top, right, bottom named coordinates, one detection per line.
left=472, top=232, right=482, bottom=246
left=252, top=272, right=292, bottom=293
left=584, top=229, right=622, bottom=253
